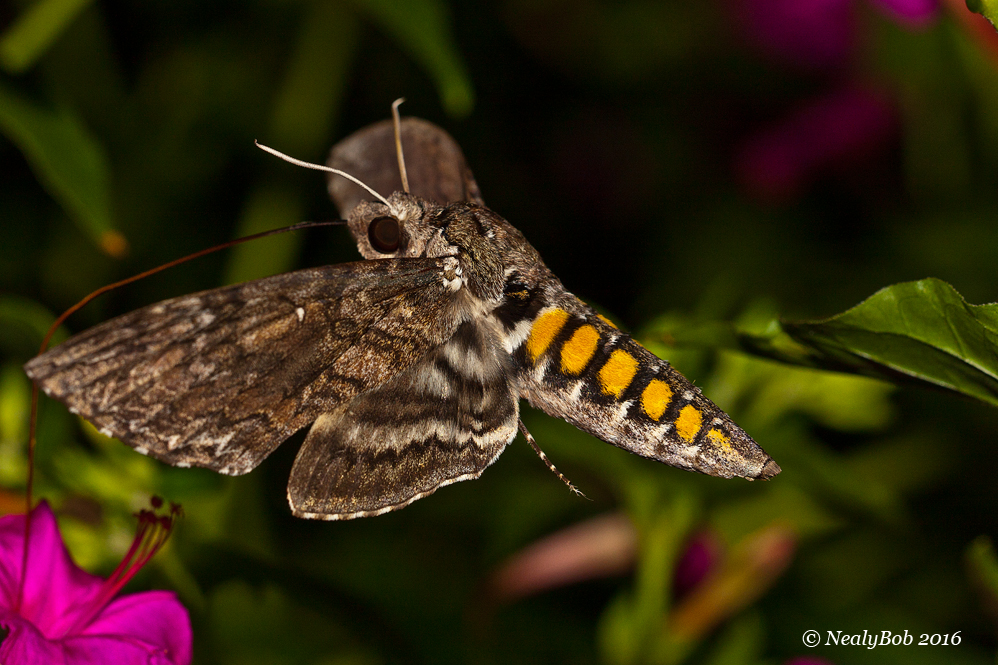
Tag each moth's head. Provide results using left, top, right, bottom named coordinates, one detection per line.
left=349, top=192, right=551, bottom=304
left=347, top=191, right=453, bottom=260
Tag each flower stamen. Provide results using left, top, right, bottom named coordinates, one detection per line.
left=64, top=498, right=182, bottom=636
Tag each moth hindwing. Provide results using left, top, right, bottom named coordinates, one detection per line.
left=24, top=116, right=780, bottom=521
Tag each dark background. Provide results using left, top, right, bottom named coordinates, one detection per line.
left=1, top=1, right=997, bottom=664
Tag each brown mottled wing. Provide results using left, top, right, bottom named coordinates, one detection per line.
left=327, top=117, right=483, bottom=216
left=288, top=321, right=519, bottom=520
left=24, top=258, right=459, bottom=476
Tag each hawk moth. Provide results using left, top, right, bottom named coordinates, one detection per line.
left=24, top=116, right=780, bottom=520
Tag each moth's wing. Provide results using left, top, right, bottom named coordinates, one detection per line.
left=24, top=258, right=461, bottom=476
left=505, top=297, right=781, bottom=480
left=288, top=321, right=518, bottom=519
left=327, top=117, right=484, bottom=215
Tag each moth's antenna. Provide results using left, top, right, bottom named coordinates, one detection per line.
left=255, top=141, right=392, bottom=208
left=391, top=97, right=410, bottom=194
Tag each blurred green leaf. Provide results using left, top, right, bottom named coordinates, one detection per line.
left=226, top=2, right=358, bottom=284
left=223, top=184, right=307, bottom=285
left=700, top=612, right=765, bottom=665
left=0, top=363, right=30, bottom=487
left=0, top=295, right=65, bottom=356
left=706, top=352, right=895, bottom=433
left=208, top=580, right=376, bottom=665
left=711, top=483, right=842, bottom=543
left=966, top=0, right=998, bottom=29
left=782, top=279, right=998, bottom=408
left=0, top=82, right=125, bottom=257
left=598, top=489, right=697, bottom=665
left=0, top=0, right=94, bottom=73
left=267, top=1, right=359, bottom=154
left=653, top=280, right=998, bottom=409
left=350, top=0, right=474, bottom=116
left=966, top=536, right=998, bottom=622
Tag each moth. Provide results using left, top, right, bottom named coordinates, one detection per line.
left=24, top=115, right=780, bottom=521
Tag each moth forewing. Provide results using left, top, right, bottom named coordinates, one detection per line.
left=24, top=259, right=466, bottom=477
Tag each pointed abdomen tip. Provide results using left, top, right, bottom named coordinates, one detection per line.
left=758, top=459, right=781, bottom=480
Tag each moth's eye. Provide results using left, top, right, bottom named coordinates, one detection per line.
left=368, top=216, right=401, bottom=253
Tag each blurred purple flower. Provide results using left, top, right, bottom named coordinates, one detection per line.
left=673, top=531, right=721, bottom=599
left=736, top=86, right=894, bottom=201
left=734, top=0, right=856, bottom=70
left=871, top=0, right=939, bottom=27
left=732, top=0, right=938, bottom=199
left=734, top=0, right=939, bottom=69
left=488, top=512, right=637, bottom=603
left=0, top=501, right=191, bottom=665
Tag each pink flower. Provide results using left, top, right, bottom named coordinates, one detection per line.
left=0, top=501, right=191, bottom=665
left=672, top=531, right=721, bottom=599
left=488, top=512, right=637, bottom=603
left=870, top=0, right=938, bottom=27
left=732, top=0, right=939, bottom=199
left=733, top=0, right=939, bottom=71
left=734, top=0, right=856, bottom=70
left=736, top=86, right=895, bottom=201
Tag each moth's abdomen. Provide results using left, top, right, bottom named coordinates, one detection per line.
left=508, top=301, right=780, bottom=480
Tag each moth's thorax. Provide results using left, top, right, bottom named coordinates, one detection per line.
left=348, top=193, right=552, bottom=306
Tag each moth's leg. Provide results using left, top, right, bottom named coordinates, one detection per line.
left=518, top=419, right=586, bottom=498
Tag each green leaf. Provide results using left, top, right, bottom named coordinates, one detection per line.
left=649, top=280, right=998, bottom=409
left=226, top=2, right=358, bottom=284
left=0, top=0, right=94, bottom=73
left=222, top=184, right=306, bottom=285
left=966, top=536, right=998, bottom=611
left=598, top=489, right=697, bottom=665
left=0, top=82, right=125, bottom=257
left=349, top=0, right=474, bottom=116
left=782, top=279, right=998, bottom=408
left=0, top=295, right=66, bottom=356
left=700, top=612, right=765, bottom=665
left=0, top=363, right=31, bottom=486
left=966, top=0, right=998, bottom=31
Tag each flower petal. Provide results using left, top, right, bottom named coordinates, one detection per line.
left=84, top=590, right=193, bottom=665
left=488, top=513, right=637, bottom=602
left=733, top=0, right=855, bottom=70
left=736, top=86, right=894, bottom=200
left=870, top=0, right=938, bottom=27
left=0, top=609, right=180, bottom=665
left=0, top=610, right=69, bottom=665
left=0, top=502, right=104, bottom=638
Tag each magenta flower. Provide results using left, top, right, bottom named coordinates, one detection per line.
left=672, top=530, right=721, bottom=599
left=731, top=0, right=933, bottom=200
left=870, top=0, right=938, bottom=27
left=0, top=501, right=191, bottom=665
left=734, top=0, right=939, bottom=70
left=734, top=0, right=857, bottom=70
left=736, top=86, right=894, bottom=201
